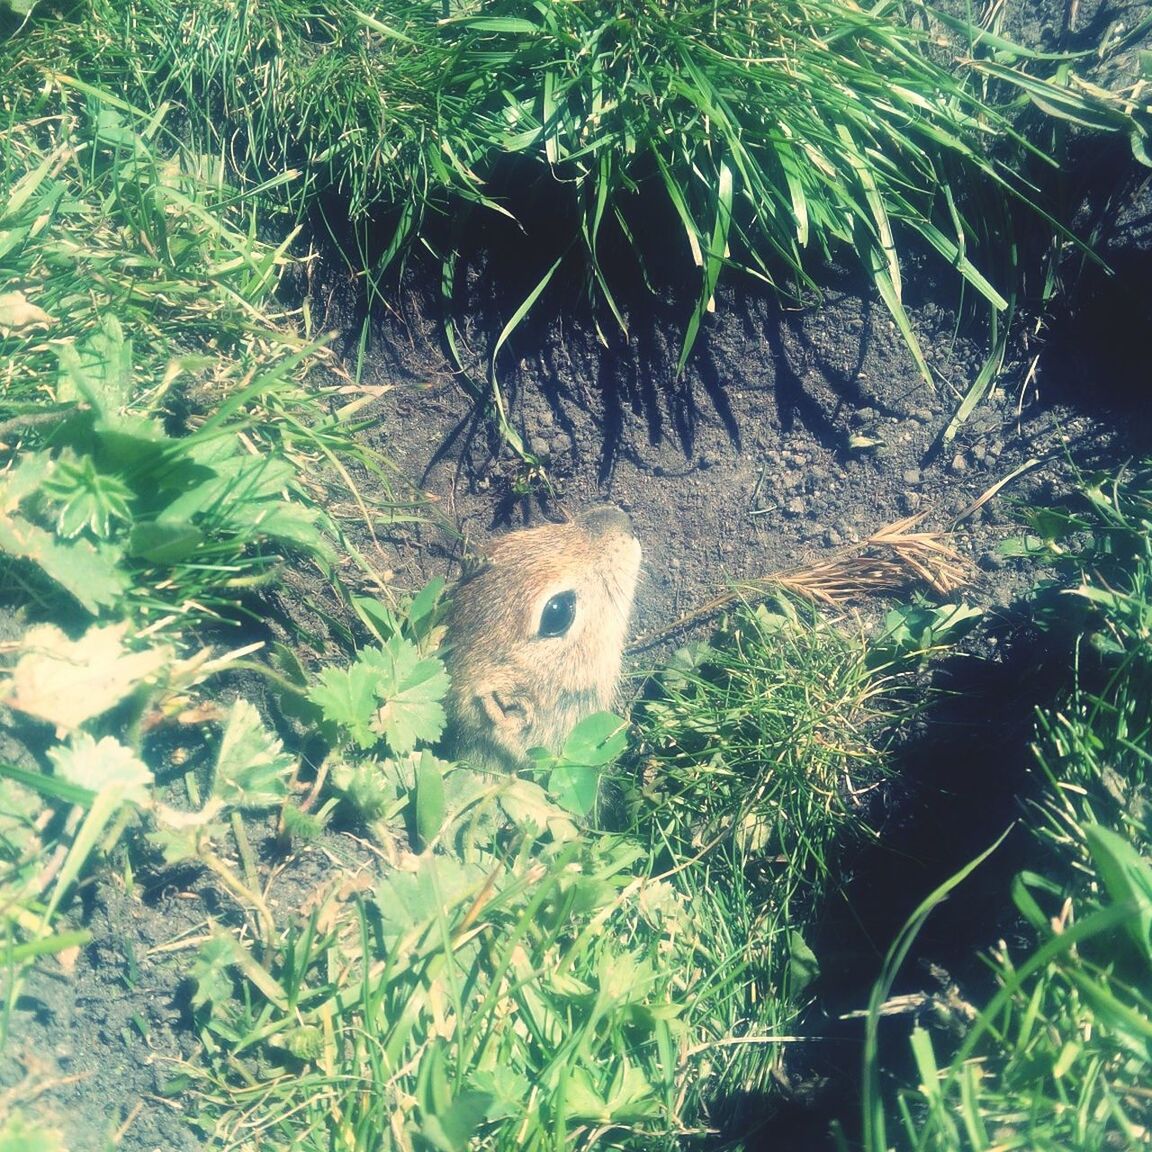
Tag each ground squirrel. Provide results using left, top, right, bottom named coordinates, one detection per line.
left=443, top=506, right=641, bottom=770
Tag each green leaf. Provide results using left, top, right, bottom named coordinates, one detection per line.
left=413, top=749, right=447, bottom=850
left=0, top=1110, right=68, bottom=1152
left=407, top=577, right=446, bottom=635
left=92, top=416, right=172, bottom=471
left=548, top=714, right=627, bottom=816
left=218, top=498, right=329, bottom=555
left=351, top=8, right=420, bottom=45
left=43, top=450, right=133, bottom=539
left=212, top=700, right=295, bottom=809
left=548, top=760, right=601, bottom=818
left=352, top=594, right=403, bottom=644
left=191, top=933, right=239, bottom=1016
left=93, top=107, right=143, bottom=153
left=787, top=930, right=820, bottom=999
left=418, top=1089, right=493, bottom=1152
left=453, top=16, right=540, bottom=34
left=1084, top=823, right=1152, bottom=965
left=499, top=778, right=579, bottom=841
left=0, top=451, right=52, bottom=508
left=361, top=636, right=449, bottom=755
left=561, top=712, right=629, bottom=767
left=0, top=761, right=93, bottom=807
left=309, top=662, right=381, bottom=750
left=127, top=520, right=205, bottom=563
left=47, top=733, right=152, bottom=805
left=973, top=61, right=1136, bottom=133
left=0, top=776, right=44, bottom=880
left=276, top=1025, right=325, bottom=1060
left=158, top=452, right=296, bottom=523
left=0, top=458, right=129, bottom=611
left=328, top=756, right=399, bottom=822
left=147, top=823, right=216, bottom=866
left=52, top=314, right=133, bottom=422
left=374, top=853, right=492, bottom=938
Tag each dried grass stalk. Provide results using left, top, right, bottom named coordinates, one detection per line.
left=630, top=514, right=974, bottom=652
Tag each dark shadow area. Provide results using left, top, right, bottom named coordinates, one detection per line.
left=1036, top=141, right=1152, bottom=428
left=301, top=148, right=982, bottom=494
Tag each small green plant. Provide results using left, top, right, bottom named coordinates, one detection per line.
left=0, top=89, right=401, bottom=632
left=0, top=343, right=335, bottom=625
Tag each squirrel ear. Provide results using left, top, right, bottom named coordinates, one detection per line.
left=476, top=689, right=534, bottom=741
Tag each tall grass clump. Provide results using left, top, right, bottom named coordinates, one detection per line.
left=618, top=597, right=935, bottom=1116
left=8, top=0, right=1147, bottom=393
left=635, top=599, right=898, bottom=918
left=862, top=465, right=1152, bottom=1152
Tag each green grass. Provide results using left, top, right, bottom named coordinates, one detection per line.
left=861, top=464, right=1152, bottom=1152
left=7, top=0, right=1147, bottom=420
left=0, top=83, right=408, bottom=632
left=3, top=5, right=1152, bottom=1148
left=631, top=598, right=901, bottom=920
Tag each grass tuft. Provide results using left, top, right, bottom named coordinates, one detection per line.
left=8, top=0, right=1147, bottom=413
left=0, top=83, right=408, bottom=633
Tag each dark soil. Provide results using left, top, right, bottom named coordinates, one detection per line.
left=3, top=6, right=1151, bottom=1148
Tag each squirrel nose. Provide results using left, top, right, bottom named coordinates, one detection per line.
left=579, top=505, right=635, bottom=540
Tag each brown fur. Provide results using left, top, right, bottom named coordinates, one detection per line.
left=443, top=506, right=642, bottom=770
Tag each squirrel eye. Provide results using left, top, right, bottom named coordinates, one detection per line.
left=538, top=590, right=577, bottom=638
